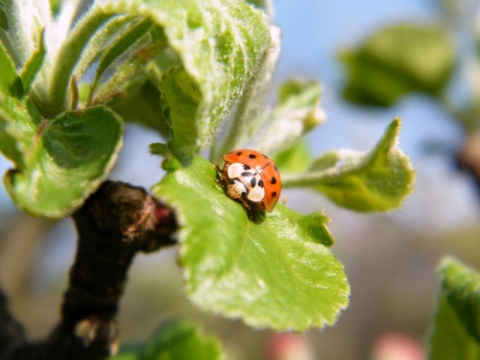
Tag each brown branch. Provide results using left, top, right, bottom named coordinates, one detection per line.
left=1, top=181, right=177, bottom=360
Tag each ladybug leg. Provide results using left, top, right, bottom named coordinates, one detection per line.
left=236, top=196, right=252, bottom=211
left=212, top=161, right=226, bottom=186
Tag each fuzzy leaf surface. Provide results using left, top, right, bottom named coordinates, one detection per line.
left=99, top=0, right=271, bottom=155
left=0, top=0, right=51, bottom=68
left=214, top=25, right=280, bottom=159
left=340, top=23, right=455, bottom=107
left=151, top=155, right=349, bottom=331
left=428, top=257, right=480, bottom=360
left=2, top=105, right=123, bottom=217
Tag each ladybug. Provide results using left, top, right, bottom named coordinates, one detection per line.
left=215, top=149, right=282, bottom=212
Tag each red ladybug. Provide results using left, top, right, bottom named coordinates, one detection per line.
left=216, top=149, right=282, bottom=212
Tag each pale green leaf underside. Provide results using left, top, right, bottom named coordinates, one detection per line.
left=428, top=257, right=480, bottom=360
left=100, top=0, right=271, bottom=155
left=284, top=118, right=415, bottom=212
left=151, top=156, right=349, bottom=331
left=3, top=106, right=123, bottom=217
left=112, top=321, right=223, bottom=360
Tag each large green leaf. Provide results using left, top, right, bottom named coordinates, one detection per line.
left=111, top=321, right=223, bottom=360
left=151, top=155, right=349, bottom=331
left=99, top=0, right=271, bottom=155
left=428, top=257, right=480, bottom=360
left=283, top=118, right=415, bottom=212
left=2, top=105, right=123, bottom=217
left=340, top=23, right=455, bottom=107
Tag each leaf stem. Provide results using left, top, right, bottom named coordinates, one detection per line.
left=1, top=181, right=178, bottom=359
left=281, top=169, right=337, bottom=189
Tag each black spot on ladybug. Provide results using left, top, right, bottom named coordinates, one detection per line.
left=248, top=153, right=257, bottom=159
left=243, top=165, right=251, bottom=170
left=241, top=171, right=253, bottom=177
left=258, top=179, right=264, bottom=188
left=250, top=177, right=256, bottom=187
left=270, top=177, right=277, bottom=185
left=236, top=151, right=242, bottom=156
left=272, top=191, right=277, bottom=197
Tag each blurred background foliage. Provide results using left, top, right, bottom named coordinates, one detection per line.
left=1, top=0, right=480, bottom=359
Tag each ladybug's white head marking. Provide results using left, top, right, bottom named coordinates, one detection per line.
left=227, top=179, right=248, bottom=200
left=226, top=162, right=265, bottom=203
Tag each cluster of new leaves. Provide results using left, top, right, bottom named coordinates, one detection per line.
left=0, top=0, right=415, bottom=357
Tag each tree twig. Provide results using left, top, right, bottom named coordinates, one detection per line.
left=1, top=181, right=177, bottom=360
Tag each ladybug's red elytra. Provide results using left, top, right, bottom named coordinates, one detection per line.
left=215, top=149, right=282, bottom=212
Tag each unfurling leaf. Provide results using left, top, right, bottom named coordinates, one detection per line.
left=283, top=118, right=415, bottom=212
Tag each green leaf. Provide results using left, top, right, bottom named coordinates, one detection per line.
left=72, top=15, right=135, bottom=83
left=100, top=0, right=271, bottom=155
left=111, top=321, right=223, bottom=360
left=274, top=139, right=312, bottom=173
left=283, top=118, right=415, bottom=212
left=151, top=156, right=349, bottom=331
left=246, top=0, right=273, bottom=15
left=0, top=0, right=51, bottom=68
left=439, top=257, right=480, bottom=342
left=108, top=76, right=170, bottom=137
left=149, top=143, right=182, bottom=171
left=49, top=0, right=62, bottom=17
left=87, top=17, right=154, bottom=105
left=428, top=257, right=480, bottom=360
left=0, top=43, right=20, bottom=96
left=2, top=105, right=123, bottom=217
left=37, top=6, right=114, bottom=117
left=0, top=2, right=8, bottom=31
left=214, top=25, right=281, bottom=159
left=142, top=321, right=223, bottom=360
left=340, top=23, right=455, bottom=107
left=255, top=79, right=326, bottom=156
left=20, top=29, right=46, bottom=95
left=0, top=96, right=40, bottom=168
